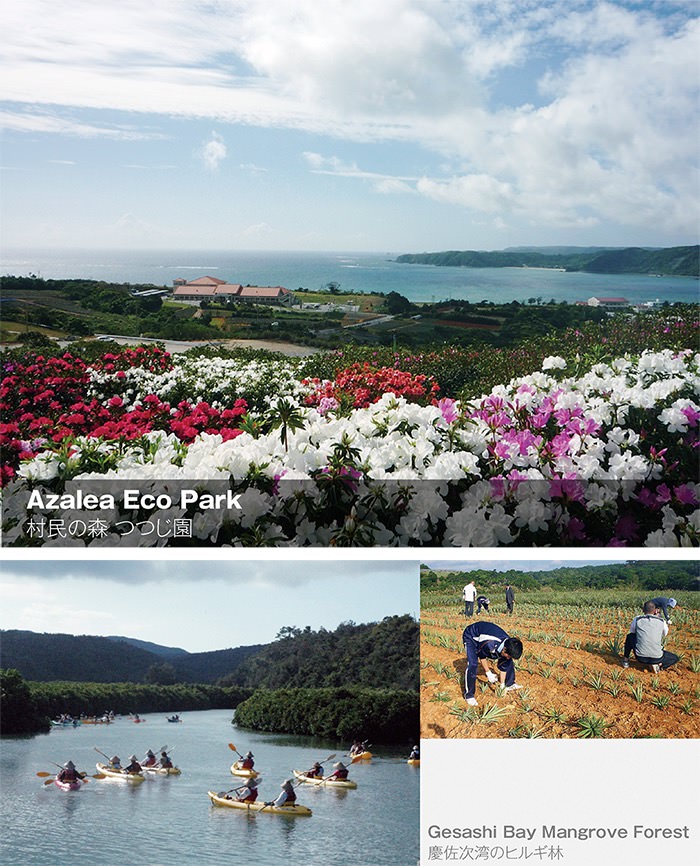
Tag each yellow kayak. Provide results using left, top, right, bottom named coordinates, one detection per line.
left=293, top=769, right=357, bottom=789
left=96, top=762, right=145, bottom=783
left=407, top=759, right=420, bottom=766
left=207, top=791, right=312, bottom=816
left=350, top=751, right=372, bottom=763
left=143, top=765, right=181, bottom=776
left=230, top=762, right=259, bottom=778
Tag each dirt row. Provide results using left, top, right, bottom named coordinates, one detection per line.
left=421, top=609, right=700, bottom=739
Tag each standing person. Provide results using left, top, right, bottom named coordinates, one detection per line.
left=462, top=580, right=477, bottom=617
left=623, top=601, right=679, bottom=673
left=476, top=594, right=490, bottom=614
left=651, top=596, right=679, bottom=623
left=505, top=583, right=515, bottom=614
left=462, top=621, right=523, bottom=706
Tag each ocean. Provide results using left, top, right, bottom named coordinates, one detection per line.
left=1, top=247, right=698, bottom=306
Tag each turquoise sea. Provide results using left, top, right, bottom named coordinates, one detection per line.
left=2, top=247, right=698, bottom=306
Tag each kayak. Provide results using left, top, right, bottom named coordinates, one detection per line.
left=350, top=751, right=372, bottom=762
left=293, top=770, right=357, bottom=789
left=54, top=778, right=82, bottom=791
left=208, top=791, right=312, bottom=816
left=143, top=765, right=181, bottom=776
left=96, top=762, right=146, bottom=784
left=407, top=759, right=420, bottom=766
left=230, top=762, right=259, bottom=778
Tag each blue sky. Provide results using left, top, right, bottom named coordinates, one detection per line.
left=0, top=558, right=419, bottom=652
left=1, top=1, right=698, bottom=252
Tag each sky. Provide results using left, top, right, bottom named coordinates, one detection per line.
left=0, top=558, right=419, bottom=652
left=1, top=0, right=698, bottom=253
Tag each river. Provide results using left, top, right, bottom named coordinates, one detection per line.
left=0, top=710, right=418, bottom=866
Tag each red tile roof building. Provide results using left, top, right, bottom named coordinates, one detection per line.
left=172, top=276, right=294, bottom=306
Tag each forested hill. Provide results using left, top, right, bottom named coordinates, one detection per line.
left=0, top=630, right=262, bottom=683
left=0, top=616, right=418, bottom=690
left=396, top=245, right=699, bottom=276
left=223, top=615, right=419, bottom=691
left=420, top=560, right=699, bottom=592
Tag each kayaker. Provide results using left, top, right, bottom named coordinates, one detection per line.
left=125, top=755, right=142, bottom=774
left=326, top=762, right=349, bottom=781
left=159, top=750, right=173, bottom=769
left=236, top=777, right=260, bottom=803
left=240, top=751, right=255, bottom=770
left=304, top=761, right=324, bottom=778
left=56, top=761, right=82, bottom=783
left=142, top=749, right=157, bottom=767
left=409, top=745, right=420, bottom=760
left=109, top=755, right=122, bottom=769
left=349, top=741, right=363, bottom=756
left=265, top=779, right=297, bottom=807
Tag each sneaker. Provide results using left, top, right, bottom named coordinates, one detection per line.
left=505, top=683, right=522, bottom=691
left=465, top=697, right=478, bottom=707
left=622, top=659, right=630, bottom=668
left=650, top=663, right=661, bottom=674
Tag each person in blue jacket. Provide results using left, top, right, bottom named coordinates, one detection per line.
left=651, top=596, right=678, bottom=623
left=462, top=621, right=523, bottom=706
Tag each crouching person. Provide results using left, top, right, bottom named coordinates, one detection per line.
left=462, top=621, right=523, bottom=707
left=623, top=601, right=679, bottom=673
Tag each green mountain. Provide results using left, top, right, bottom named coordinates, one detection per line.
left=0, top=630, right=261, bottom=684
left=0, top=616, right=419, bottom=691
left=396, top=245, right=699, bottom=277
left=226, top=615, right=419, bottom=691
left=106, top=635, right=189, bottom=658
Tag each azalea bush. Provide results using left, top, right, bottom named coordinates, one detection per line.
left=2, top=342, right=698, bottom=547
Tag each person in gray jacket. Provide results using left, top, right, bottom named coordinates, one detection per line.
left=622, top=601, right=679, bottom=673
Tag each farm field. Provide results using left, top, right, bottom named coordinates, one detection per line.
left=421, top=589, right=700, bottom=739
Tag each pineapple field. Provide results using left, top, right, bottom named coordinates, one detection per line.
left=421, top=588, right=700, bottom=739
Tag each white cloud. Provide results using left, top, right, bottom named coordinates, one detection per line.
left=0, top=109, right=166, bottom=140
left=1, top=1, right=698, bottom=240
left=242, top=222, right=273, bottom=237
left=198, top=131, right=227, bottom=170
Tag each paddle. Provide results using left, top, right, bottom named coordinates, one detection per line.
left=94, top=746, right=112, bottom=763
left=227, top=742, right=245, bottom=759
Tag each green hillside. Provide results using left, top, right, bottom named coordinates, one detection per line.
left=396, top=245, right=699, bottom=276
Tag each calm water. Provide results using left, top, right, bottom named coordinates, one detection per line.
left=0, top=710, right=418, bottom=866
left=1, top=247, right=698, bottom=306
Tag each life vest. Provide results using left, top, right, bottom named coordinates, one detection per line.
left=241, top=758, right=254, bottom=769
left=241, top=788, right=258, bottom=803
left=331, top=769, right=349, bottom=780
